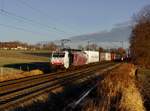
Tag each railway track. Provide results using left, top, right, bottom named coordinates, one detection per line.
left=0, top=62, right=119, bottom=111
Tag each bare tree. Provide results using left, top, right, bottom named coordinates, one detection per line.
left=117, top=47, right=126, bottom=56
left=130, top=5, right=150, bottom=68
left=85, top=43, right=98, bottom=50
left=133, top=5, right=150, bottom=23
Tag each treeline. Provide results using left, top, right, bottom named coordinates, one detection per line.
left=34, top=42, right=58, bottom=50
left=130, top=5, right=150, bottom=68
left=0, top=41, right=58, bottom=51
left=0, top=41, right=29, bottom=50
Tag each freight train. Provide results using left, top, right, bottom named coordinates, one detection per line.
left=50, top=49, right=123, bottom=69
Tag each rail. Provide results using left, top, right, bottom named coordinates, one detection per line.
left=0, top=62, right=119, bottom=110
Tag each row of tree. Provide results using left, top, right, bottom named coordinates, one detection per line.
left=130, top=5, right=150, bottom=68
left=34, top=42, right=58, bottom=50
left=0, top=41, right=58, bottom=51
left=0, top=41, right=28, bottom=49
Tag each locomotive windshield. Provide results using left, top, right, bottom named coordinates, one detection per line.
left=52, top=53, right=65, bottom=57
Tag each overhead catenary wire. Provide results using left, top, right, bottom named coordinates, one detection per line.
left=17, top=0, right=50, bottom=19
left=0, top=23, right=53, bottom=37
left=0, top=9, right=74, bottom=36
left=0, top=0, right=74, bottom=36
left=0, top=0, right=82, bottom=42
left=0, top=9, right=60, bottom=34
left=0, top=10, right=54, bottom=36
left=17, top=0, right=82, bottom=34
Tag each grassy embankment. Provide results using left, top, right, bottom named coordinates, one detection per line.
left=137, top=68, right=150, bottom=111
left=0, top=50, right=50, bottom=81
left=9, top=63, right=147, bottom=111
left=82, top=63, right=145, bottom=111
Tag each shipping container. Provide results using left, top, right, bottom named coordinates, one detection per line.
left=111, top=52, right=116, bottom=61
left=100, top=52, right=111, bottom=61
left=72, top=51, right=88, bottom=66
left=84, top=51, right=99, bottom=64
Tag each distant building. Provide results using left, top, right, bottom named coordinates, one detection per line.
left=0, top=42, right=28, bottom=50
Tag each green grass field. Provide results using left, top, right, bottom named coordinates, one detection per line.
left=0, top=50, right=50, bottom=66
left=0, top=50, right=52, bottom=81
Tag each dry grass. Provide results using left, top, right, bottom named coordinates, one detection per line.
left=0, top=68, right=43, bottom=82
left=0, top=50, right=49, bottom=82
left=137, top=68, right=150, bottom=110
left=82, top=63, right=145, bottom=111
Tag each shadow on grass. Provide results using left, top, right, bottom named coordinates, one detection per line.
left=3, top=62, right=52, bottom=73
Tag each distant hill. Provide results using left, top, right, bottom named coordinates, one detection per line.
left=54, top=25, right=132, bottom=49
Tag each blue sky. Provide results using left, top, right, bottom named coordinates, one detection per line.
left=0, top=0, right=149, bottom=44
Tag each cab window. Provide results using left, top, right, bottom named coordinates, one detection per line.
left=53, top=53, right=65, bottom=57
